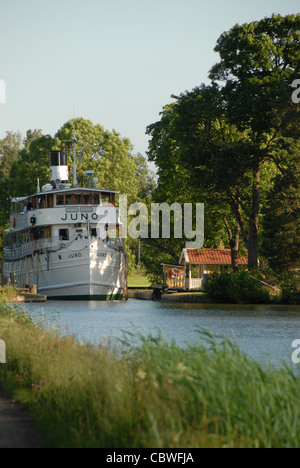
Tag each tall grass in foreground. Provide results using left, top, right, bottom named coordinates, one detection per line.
left=0, top=285, right=18, bottom=303
left=0, top=305, right=300, bottom=448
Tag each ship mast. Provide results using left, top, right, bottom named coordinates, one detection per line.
left=63, top=124, right=84, bottom=188
left=72, top=126, right=78, bottom=188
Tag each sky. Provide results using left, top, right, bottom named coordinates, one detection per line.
left=0, top=0, right=299, bottom=158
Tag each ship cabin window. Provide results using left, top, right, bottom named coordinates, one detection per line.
left=55, top=192, right=100, bottom=206
left=37, top=195, right=54, bottom=209
left=83, top=194, right=91, bottom=205
left=44, top=227, right=51, bottom=239
left=12, top=198, right=33, bottom=214
left=66, top=194, right=73, bottom=205
left=110, top=193, right=116, bottom=206
left=75, top=194, right=82, bottom=205
left=92, top=194, right=100, bottom=205
left=90, top=228, right=97, bottom=238
left=47, top=195, right=54, bottom=208
left=35, top=227, right=47, bottom=240
left=73, top=193, right=94, bottom=205
left=39, top=196, right=47, bottom=209
left=59, top=229, right=69, bottom=241
left=57, top=194, right=64, bottom=206
left=101, top=194, right=110, bottom=206
left=4, top=232, right=16, bottom=248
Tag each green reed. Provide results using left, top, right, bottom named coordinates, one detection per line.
left=0, top=305, right=299, bottom=448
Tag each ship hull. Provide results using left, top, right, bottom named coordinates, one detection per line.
left=2, top=238, right=128, bottom=301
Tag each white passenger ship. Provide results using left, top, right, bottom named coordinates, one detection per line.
left=1, top=144, right=128, bottom=300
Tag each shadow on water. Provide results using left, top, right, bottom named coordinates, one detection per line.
left=22, top=299, right=300, bottom=370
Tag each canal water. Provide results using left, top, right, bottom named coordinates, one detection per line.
left=22, top=299, right=300, bottom=369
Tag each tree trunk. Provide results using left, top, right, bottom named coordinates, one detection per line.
left=230, top=225, right=240, bottom=272
left=247, top=221, right=259, bottom=269
left=247, top=163, right=261, bottom=270
left=223, top=217, right=240, bottom=272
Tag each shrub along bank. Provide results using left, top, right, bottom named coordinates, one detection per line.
left=0, top=305, right=300, bottom=448
left=203, top=270, right=271, bottom=304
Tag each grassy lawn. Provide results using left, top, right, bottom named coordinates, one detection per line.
left=128, top=274, right=151, bottom=288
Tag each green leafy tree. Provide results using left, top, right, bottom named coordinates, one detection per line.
left=0, top=131, right=22, bottom=177
left=0, top=119, right=155, bottom=270
left=0, top=131, right=23, bottom=222
left=9, top=131, right=54, bottom=197
left=209, top=14, right=300, bottom=268
left=134, top=153, right=156, bottom=201
left=0, top=132, right=23, bottom=261
left=261, top=140, right=300, bottom=273
left=55, top=118, right=147, bottom=204
left=210, top=14, right=300, bottom=137
left=3, top=118, right=153, bottom=205
left=147, top=14, right=300, bottom=271
left=146, top=85, right=248, bottom=269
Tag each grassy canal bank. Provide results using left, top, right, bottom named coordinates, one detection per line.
left=0, top=285, right=47, bottom=303
left=1, top=304, right=300, bottom=448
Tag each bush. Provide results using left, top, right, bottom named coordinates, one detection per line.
left=204, top=269, right=270, bottom=304
left=280, top=273, right=300, bottom=305
left=202, top=270, right=233, bottom=303
left=0, top=285, right=17, bottom=303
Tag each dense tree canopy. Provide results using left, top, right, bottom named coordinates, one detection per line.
left=210, top=14, right=300, bottom=136
left=0, top=118, right=154, bottom=205
left=261, top=140, right=300, bottom=273
left=0, top=14, right=299, bottom=280
left=146, top=13, right=300, bottom=272
left=0, top=119, right=155, bottom=263
left=0, top=131, right=22, bottom=224
left=55, top=119, right=146, bottom=203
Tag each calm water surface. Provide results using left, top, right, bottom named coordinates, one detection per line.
left=22, top=299, right=300, bottom=369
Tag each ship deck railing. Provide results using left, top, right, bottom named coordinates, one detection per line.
left=4, top=238, right=59, bottom=261
left=3, top=235, right=124, bottom=261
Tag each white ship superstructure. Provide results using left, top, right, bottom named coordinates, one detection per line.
left=1, top=147, right=128, bottom=300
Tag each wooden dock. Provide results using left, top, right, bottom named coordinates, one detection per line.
left=12, top=294, right=47, bottom=303
left=11, top=287, right=47, bottom=303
